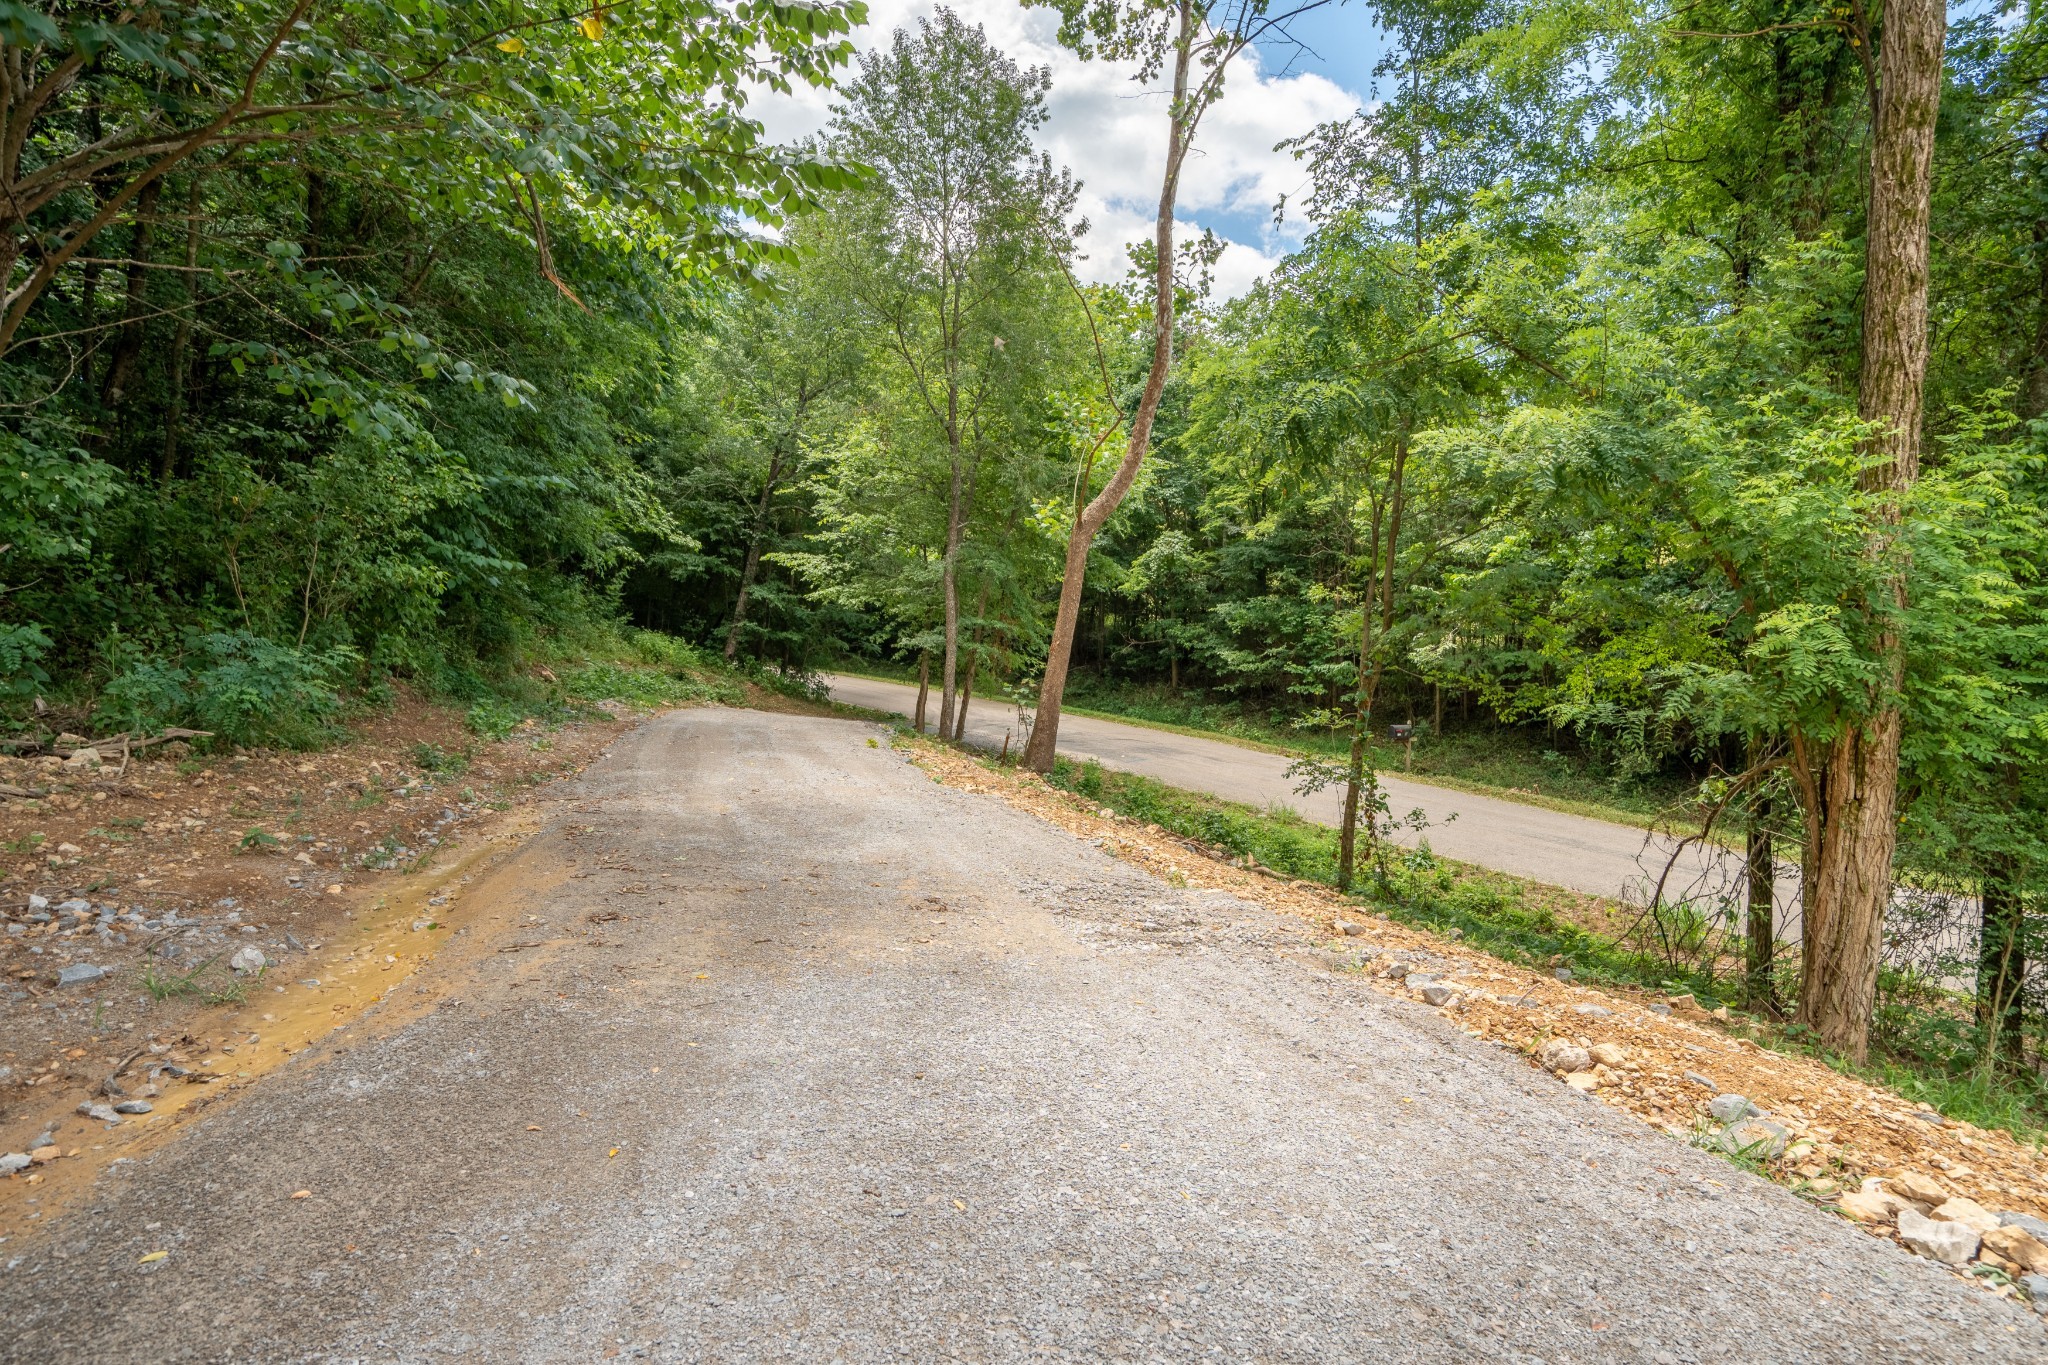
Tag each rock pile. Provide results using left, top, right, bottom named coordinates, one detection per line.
left=1834, top=1171, right=2048, bottom=1299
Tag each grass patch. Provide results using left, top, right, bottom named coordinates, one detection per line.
left=410, top=740, right=471, bottom=775
left=1043, top=754, right=1683, bottom=992
left=1036, top=751, right=2048, bottom=1144
left=1052, top=677, right=1701, bottom=825
left=142, top=956, right=213, bottom=1001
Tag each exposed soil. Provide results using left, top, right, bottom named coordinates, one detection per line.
left=5, top=707, right=2040, bottom=1361
left=0, top=691, right=630, bottom=1186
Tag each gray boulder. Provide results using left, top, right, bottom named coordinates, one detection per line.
left=1708, top=1093, right=1760, bottom=1123
left=1717, top=1117, right=1790, bottom=1160
left=1897, top=1207, right=1980, bottom=1266
left=1536, top=1039, right=1592, bottom=1074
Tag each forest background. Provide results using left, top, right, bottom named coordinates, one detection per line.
left=2, top=2, right=2043, bottom=1119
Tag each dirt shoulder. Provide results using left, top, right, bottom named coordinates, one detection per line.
left=905, top=738, right=2048, bottom=1301
left=0, top=684, right=845, bottom=1231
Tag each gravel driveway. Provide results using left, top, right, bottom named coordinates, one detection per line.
left=819, top=673, right=1761, bottom=912
left=4, top=709, right=2036, bottom=1362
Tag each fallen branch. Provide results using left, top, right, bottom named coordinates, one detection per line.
left=1, top=726, right=213, bottom=758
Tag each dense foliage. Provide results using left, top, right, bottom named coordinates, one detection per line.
left=1, top=0, right=862, bottom=739
left=5, top=2, right=2042, bottom=1078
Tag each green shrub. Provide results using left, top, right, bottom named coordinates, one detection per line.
left=97, top=630, right=358, bottom=748
left=464, top=699, right=528, bottom=740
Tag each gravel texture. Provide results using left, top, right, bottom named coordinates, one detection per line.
left=821, top=672, right=1742, bottom=906
left=3, top=709, right=2041, bottom=1362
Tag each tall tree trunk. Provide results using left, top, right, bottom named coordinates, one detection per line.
left=1338, top=486, right=1391, bottom=893
left=99, top=176, right=161, bottom=409
left=952, top=581, right=991, bottom=743
left=159, top=172, right=204, bottom=483
left=724, top=451, right=787, bottom=662
left=1975, top=848, right=2027, bottom=1067
left=938, top=447, right=965, bottom=740
left=913, top=652, right=931, bottom=734
left=1746, top=781, right=1777, bottom=1011
left=1338, top=434, right=1409, bottom=890
left=1023, top=0, right=1197, bottom=772
left=1794, top=0, right=1943, bottom=1063
left=1337, top=726, right=1367, bottom=892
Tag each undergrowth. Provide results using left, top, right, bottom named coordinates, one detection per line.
left=13, top=616, right=812, bottom=755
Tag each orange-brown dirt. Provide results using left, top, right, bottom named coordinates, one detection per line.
left=0, top=693, right=632, bottom=1204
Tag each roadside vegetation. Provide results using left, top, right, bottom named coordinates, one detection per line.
left=4, top=3, right=2041, bottom=1087
left=1041, top=753, right=2048, bottom=1146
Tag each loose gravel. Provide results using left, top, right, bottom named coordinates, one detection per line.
left=2, top=709, right=2041, bottom=1362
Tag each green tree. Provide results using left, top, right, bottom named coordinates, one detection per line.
left=819, top=8, right=1082, bottom=736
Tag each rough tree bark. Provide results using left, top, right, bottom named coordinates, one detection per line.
left=1794, top=0, right=1944, bottom=1062
left=1021, top=0, right=1197, bottom=772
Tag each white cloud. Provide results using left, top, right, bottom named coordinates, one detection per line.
left=748, top=0, right=1361, bottom=298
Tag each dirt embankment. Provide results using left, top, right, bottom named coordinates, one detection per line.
left=0, top=694, right=633, bottom=1222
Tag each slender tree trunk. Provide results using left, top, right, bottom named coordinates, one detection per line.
left=1976, top=849, right=2027, bottom=1067
left=954, top=661, right=976, bottom=742
left=952, top=581, right=991, bottom=743
left=1023, top=0, right=1197, bottom=772
left=724, top=451, right=787, bottom=661
left=1795, top=0, right=1943, bottom=1063
left=1746, top=782, right=1777, bottom=1011
left=1339, top=433, right=1409, bottom=889
left=1337, top=728, right=1366, bottom=892
left=1338, top=489, right=1389, bottom=893
left=913, top=652, right=931, bottom=733
left=99, top=176, right=162, bottom=409
left=159, top=172, right=204, bottom=483
left=938, top=447, right=965, bottom=740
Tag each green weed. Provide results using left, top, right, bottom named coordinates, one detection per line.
left=143, top=955, right=216, bottom=1001
left=203, top=968, right=257, bottom=1006
left=411, top=741, right=471, bottom=775
left=237, top=827, right=281, bottom=853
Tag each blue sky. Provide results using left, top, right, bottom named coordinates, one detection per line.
left=753, top=0, right=1384, bottom=296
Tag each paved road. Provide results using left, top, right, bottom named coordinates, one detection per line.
left=824, top=673, right=1743, bottom=907
left=5, top=708, right=2032, bottom=1361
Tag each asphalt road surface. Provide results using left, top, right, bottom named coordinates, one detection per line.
left=7, top=709, right=2032, bottom=1362
left=822, top=673, right=1747, bottom=909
